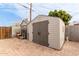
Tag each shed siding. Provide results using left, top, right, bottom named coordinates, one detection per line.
left=48, top=17, right=60, bottom=49
left=59, top=19, right=65, bottom=48
left=27, top=23, right=33, bottom=41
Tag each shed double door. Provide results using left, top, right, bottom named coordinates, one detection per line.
left=33, top=21, right=49, bottom=46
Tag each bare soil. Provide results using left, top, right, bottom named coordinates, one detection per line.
left=0, top=38, right=79, bottom=56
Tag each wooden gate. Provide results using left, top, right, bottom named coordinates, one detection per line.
left=33, top=21, right=49, bottom=46
left=0, top=27, right=12, bottom=39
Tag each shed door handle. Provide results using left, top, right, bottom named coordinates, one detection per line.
left=38, top=32, right=40, bottom=35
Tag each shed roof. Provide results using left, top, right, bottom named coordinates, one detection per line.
left=26, top=15, right=64, bottom=26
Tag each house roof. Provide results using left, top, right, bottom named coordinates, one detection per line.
left=20, top=18, right=28, bottom=26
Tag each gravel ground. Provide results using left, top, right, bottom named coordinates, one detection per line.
left=0, top=38, right=79, bottom=56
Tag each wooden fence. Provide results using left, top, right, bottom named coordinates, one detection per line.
left=0, top=27, right=12, bottom=39
left=66, top=25, right=79, bottom=41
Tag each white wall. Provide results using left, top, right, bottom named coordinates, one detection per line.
left=59, top=19, right=65, bottom=49
left=27, top=23, right=33, bottom=41
left=48, top=17, right=60, bottom=49
left=12, top=25, right=21, bottom=37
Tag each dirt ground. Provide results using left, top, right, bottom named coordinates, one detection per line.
left=0, top=38, right=79, bottom=56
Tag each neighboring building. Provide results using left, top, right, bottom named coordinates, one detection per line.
left=12, top=22, right=21, bottom=37
left=69, top=21, right=79, bottom=26
left=20, top=18, right=29, bottom=39
left=20, top=18, right=29, bottom=30
left=27, top=15, right=65, bottom=49
left=12, top=18, right=29, bottom=38
left=74, top=23, right=79, bottom=25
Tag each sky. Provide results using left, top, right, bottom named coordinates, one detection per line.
left=0, top=3, right=79, bottom=26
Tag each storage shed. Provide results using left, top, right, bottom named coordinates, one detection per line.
left=27, top=15, right=65, bottom=49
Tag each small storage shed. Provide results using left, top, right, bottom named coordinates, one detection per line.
left=27, top=15, right=65, bottom=49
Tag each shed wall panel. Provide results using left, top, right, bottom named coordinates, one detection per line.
left=59, top=19, right=65, bottom=48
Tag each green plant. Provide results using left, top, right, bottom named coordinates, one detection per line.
left=48, top=10, right=72, bottom=25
